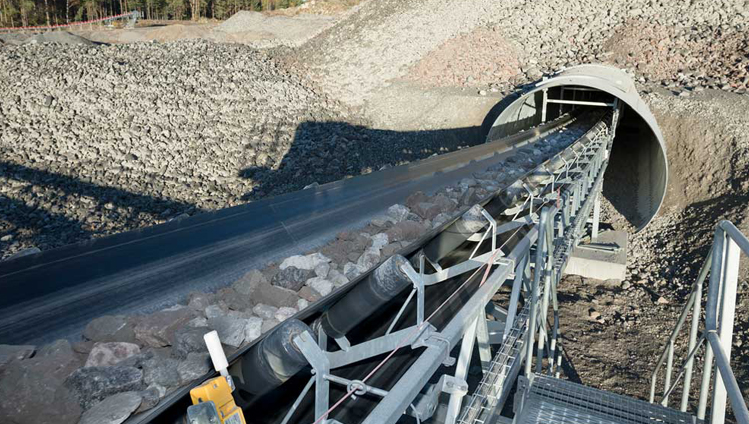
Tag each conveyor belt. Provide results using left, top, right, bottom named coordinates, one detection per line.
left=0, top=115, right=573, bottom=345
left=130, top=110, right=607, bottom=424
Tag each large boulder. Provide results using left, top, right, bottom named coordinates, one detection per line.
left=387, top=204, right=410, bottom=222
left=216, top=287, right=253, bottom=312
left=172, top=326, right=210, bottom=359
left=141, top=355, right=181, bottom=388
left=274, top=307, right=297, bottom=322
left=83, top=315, right=136, bottom=344
left=136, top=385, right=164, bottom=413
left=65, top=366, right=145, bottom=410
left=405, top=191, right=430, bottom=210
left=431, top=194, right=457, bottom=214
left=208, top=315, right=250, bottom=348
left=251, top=281, right=299, bottom=307
left=186, top=292, right=215, bottom=311
left=306, top=277, right=333, bottom=297
left=252, top=304, right=278, bottom=319
left=279, top=253, right=331, bottom=271
left=386, top=221, right=426, bottom=242
left=134, top=307, right=195, bottom=347
left=0, top=341, right=81, bottom=424
left=272, top=266, right=314, bottom=291
left=0, top=344, right=35, bottom=370
left=245, top=316, right=263, bottom=343
left=85, top=342, right=140, bottom=367
left=232, top=269, right=266, bottom=295
left=413, top=202, right=442, bottom=220
left=79, top=391, right=142, bottom=424
left=177, top=352, right=212, bottom=384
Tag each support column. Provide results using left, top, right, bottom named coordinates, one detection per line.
left=445, top=313, right=479, bottom=424
left=476, top=310, right=492, bottom=372
left=591, top=192, right=601, bottom=241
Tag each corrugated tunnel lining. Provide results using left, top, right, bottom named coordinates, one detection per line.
left=485, top=64, right=668, bottom=231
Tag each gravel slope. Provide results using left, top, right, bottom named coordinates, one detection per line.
left=291, top=0, right=748, bottom=104
left=0, top=40, right=479, bottom=259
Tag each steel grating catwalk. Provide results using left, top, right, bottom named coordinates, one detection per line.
left=516, top=374, right=699, bottom=424
left=457, top=304, right=529, bottom=424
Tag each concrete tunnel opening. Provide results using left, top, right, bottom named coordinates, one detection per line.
left=486, top=65, right=668, bottom=231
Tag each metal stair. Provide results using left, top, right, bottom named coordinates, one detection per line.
left=515, top=374, right=699, bottom=424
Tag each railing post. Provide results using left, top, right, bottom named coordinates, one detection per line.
left=699, top=227, right=725, bottom=420
left=681, top=251, right=710, bottom=412
left=711, top=234, right=740, bottom=424
left=663, top=341, right=674, bottom=406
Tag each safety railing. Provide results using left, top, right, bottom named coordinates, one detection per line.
left=650, top=220, right=749, bottom=424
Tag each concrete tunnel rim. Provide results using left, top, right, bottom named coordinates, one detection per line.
left=487, top=64, right=669, bottom=230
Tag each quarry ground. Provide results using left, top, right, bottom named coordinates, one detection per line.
left=1, top=0, right=749, bottom=422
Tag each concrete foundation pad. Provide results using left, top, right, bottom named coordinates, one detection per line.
left=565, top=230, right=628, bottom=281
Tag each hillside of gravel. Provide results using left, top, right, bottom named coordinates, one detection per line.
left=289, top=0, right=749, bottom=106
left=0, top=39, right=480, bottom=260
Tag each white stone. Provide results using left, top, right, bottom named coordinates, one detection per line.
left=307, top=277, right=334, bottom=297
left=245, top=317, right=263, bottom=343
left=252, top=304, right=278, bottom=319
left=343, top=262, right=363, bottom=281
left=370, top=233, right=389, bottom=251
left=357, top=247, right=381, bottom=271
left=328, top=269, right=349, bottom=287
left=204, top=305, right=225, bottom=320
left=274, top=307, right=297, bottom=322
left=387, top=204, right=410, bottom=222
left=314, top=262, right=330, bottom=278
left=280, top=253, right=331, bottom=271
left=297, top=298, right=310, bottom=310
left=188, top=317, right=208, bottom=328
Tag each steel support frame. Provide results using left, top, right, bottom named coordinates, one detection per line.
left=361, top=244, right=527, bottom=424
left=287, top=114, right=616, bottom=424
left=369, top=116, right=613, bottom=424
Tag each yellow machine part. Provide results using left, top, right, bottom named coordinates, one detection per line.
left=190, top=376, right=246, bottom=424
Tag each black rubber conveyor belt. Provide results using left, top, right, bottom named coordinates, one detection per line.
left=0, top=115, right=572, bottom=345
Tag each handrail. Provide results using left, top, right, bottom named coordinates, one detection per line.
left=649, top=220, right=749, bottom=424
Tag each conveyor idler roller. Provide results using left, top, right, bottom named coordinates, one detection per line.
left=320, top=255, right=412, bottom=339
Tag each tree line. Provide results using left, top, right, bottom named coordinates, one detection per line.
left=0, top=0, right=304, bottom=28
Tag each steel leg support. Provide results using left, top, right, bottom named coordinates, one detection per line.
left=591, top=192, right=601, bottom=241
left=476, top=310, right=492, bottom=372
left=445, top=312, right=480, bottom=424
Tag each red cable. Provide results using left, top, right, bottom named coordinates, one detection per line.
left=312, top=242, right=508, bottom=424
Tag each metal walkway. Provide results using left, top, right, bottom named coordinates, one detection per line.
left=515, top=374, right=698, bottom=424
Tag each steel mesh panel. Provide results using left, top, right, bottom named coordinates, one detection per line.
left=457, top=304, right=530, bottom=424
left=517, top=374, right=698, bottom=424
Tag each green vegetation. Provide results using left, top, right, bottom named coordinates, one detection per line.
left=0, top=0, right=305, bottom=27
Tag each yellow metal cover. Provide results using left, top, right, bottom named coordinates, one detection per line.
left=190, top=377, right=246, bottom=424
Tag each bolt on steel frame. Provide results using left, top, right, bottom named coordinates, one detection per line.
left=278, top=109, right=619, bottom=424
